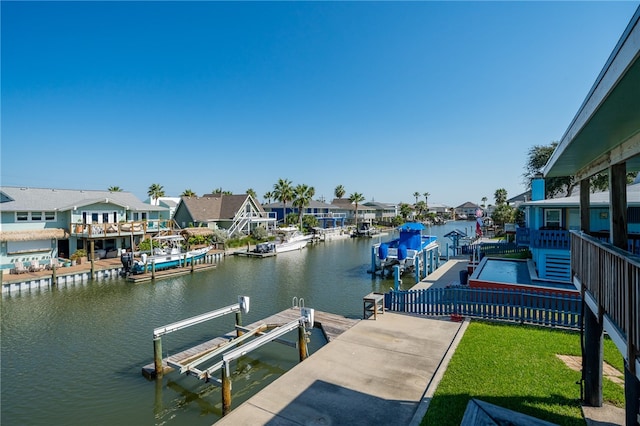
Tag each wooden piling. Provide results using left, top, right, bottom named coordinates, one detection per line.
left=222, top=365, right=231, bottom=416
left=236, top=312, right=243, bottom=337
left=154, top=337, right=163, bottom=377
left=52, top=264, right=57, bottom=286
left=298, top=325, right=308, bottom=361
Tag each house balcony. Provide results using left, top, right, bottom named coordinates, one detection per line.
left=70, top=220, right=174, bottom=238
left=571, top=231, right=639, bottom=378
left=515, top=227, right=570, bottom=250
left=517, top=227, right=640, bottom=256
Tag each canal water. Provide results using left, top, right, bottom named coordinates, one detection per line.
left=1, top=221, right=474, bottom=426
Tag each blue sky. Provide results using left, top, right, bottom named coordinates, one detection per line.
left=2, top=1, right=638, bottom=207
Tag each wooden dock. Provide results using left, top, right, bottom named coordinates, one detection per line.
left=127, top=263, right=216, bottom=283
left=234, top=250, right=276, bottom=258
left=141, top=307, right=359, bottom=379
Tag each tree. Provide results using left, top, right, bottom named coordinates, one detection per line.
left=423, top=192, right=430, bottom=206
left=246, top=188, right=257, bottom=200
left=211, top=187, right=232, bottom=195
left=413, top=191, right=421, bottom=205
left=148, top=183, right=165, bottom=205
left=481, top=197, right=487, bottom=208
left=181, top=189, right=196, bottom=197
left=263, top=191, right=273, bottom=204
left=334, top=185, right=346, bottom=199
left=108, top=186, right=122, bottom=192
left=293, top=184, right=315, bottom=227
left=348, top=192, right=365, bottom=229
left=415, top=201, right=427, bottom=220
left=273, top=178, right=294, bottom=218
left=399, top=203, right=413, bottom=221
left=494, top=188, right=508, bottom=206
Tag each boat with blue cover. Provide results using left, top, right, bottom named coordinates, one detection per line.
left=370, top=222, right=438, bottom=277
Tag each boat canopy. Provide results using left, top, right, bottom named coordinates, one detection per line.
left=398, top=222, right=425, bottom=232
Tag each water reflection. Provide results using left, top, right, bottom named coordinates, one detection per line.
left=1, top=222, right=470, bottom=426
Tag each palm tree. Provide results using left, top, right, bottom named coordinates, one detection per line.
left=413, top=191, right=421, bottom=205
left=212, top=187, right=223, bottom=194
left=263, top=191, right=274, bottom=204
left=481, top=196, right=488, bottom=208
left=182, top=189, right=196, bottom=197
left=108, top=186, right=123, bottom=192
left=348, top=192, right=365, bottom=230
left=293, top=184, right=315, bottom=228
left=494, top=188, right=508, bottom=205
left=148, top=183, right=165, bottom=205
left=334, top=185, right=346, bottom=199
left=273, top=178, right=294, bottom=221
left=423, top=192, right=430, bottom=206
left=246, top=188, right=257, bottom=200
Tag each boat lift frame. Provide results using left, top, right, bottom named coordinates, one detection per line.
left=150, top=296, right=315, bottom=416
left=152, top=296, right=250, bottom=377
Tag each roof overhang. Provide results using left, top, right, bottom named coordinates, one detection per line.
left=544, top=7, right=640, bottom=180
left=0, top=228, right=69, bottom=242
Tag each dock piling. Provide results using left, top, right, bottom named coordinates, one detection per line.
left=154, top=337, right=163, bottom=377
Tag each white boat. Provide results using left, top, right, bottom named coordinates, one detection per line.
left=274, top=227, right=311, bottom=253
left=121, top=235, right=212, bottom=274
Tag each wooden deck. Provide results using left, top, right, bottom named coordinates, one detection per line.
left=126, top=263, right=217, bottom=283
left=141, top=307, right=359, bottom=379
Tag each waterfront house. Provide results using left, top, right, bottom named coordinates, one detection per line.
left=455, top=201, right=481, bottom=219
left=363, top=201, right=398, bottom=224
left=541, top=6, right=639, bottom=422
left=173, top=193, right=276, bottom=236
left=0, top=186, right=167, bottom=271
left=517, top=182, right=640, bottom=282
left=262, top=199, right=346, bottom=228
left=331, top=198, right=376, bottom=226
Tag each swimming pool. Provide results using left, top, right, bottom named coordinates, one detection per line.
left=469, top=257, right=578, bottom=294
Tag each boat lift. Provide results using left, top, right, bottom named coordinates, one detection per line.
left=150, top=296, right=315, bottom=415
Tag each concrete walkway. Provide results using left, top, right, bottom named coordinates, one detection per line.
left=216, top=259, right=469, bottom=425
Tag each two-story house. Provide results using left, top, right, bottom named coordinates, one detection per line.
left=0, top=186, right=168, bottom=270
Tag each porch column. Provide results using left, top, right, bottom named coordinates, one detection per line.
left=583, top=305, right=603, bottom=406
left=609, top=163, right=627, bottom=248
left=579, top=178, right=590, bottom=234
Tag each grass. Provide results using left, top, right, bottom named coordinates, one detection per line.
left=421, top=321, right=625, bottom=426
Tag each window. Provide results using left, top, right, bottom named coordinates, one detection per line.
left=45, top=211, right=56, bottom=221
left=16, top=212, right=28, bottom=221
left=31, top=212, right=42, bottom=221
left=544, top=209, right=561, bottom=228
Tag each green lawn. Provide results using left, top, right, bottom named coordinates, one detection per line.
left=421, top=321, right=625, bottom=426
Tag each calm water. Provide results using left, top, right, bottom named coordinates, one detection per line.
left=1, top=221, right=472, bottom=426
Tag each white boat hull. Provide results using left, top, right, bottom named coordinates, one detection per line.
left=275, top=240, right=308, bottom=253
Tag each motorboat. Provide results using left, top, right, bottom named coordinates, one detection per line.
left=121, top=235, right=212, bottom=275
left=274, top=227, right=311, bottom=253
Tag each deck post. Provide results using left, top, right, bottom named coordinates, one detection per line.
left=583, top=306, right=603, bottom=406
left=298, top=324, right=308, bottom=361
left=90, top=240, right=96, bottom=279
left=394, top=265, right=401, bottom=291
left=151, top=262, right=155, bottom=280
left=191, top=256, right=194, bottom=273
left=153, top=337, right=163, bottom=377
left=414, top=256, right=420, bottom=284
left=51, top=264, right=57, bottom=286
left=222, top=364, right=232, bottom=416
left=371, top=246, right=377, bottom=276
left=623, top=362, right=640, bottom=426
